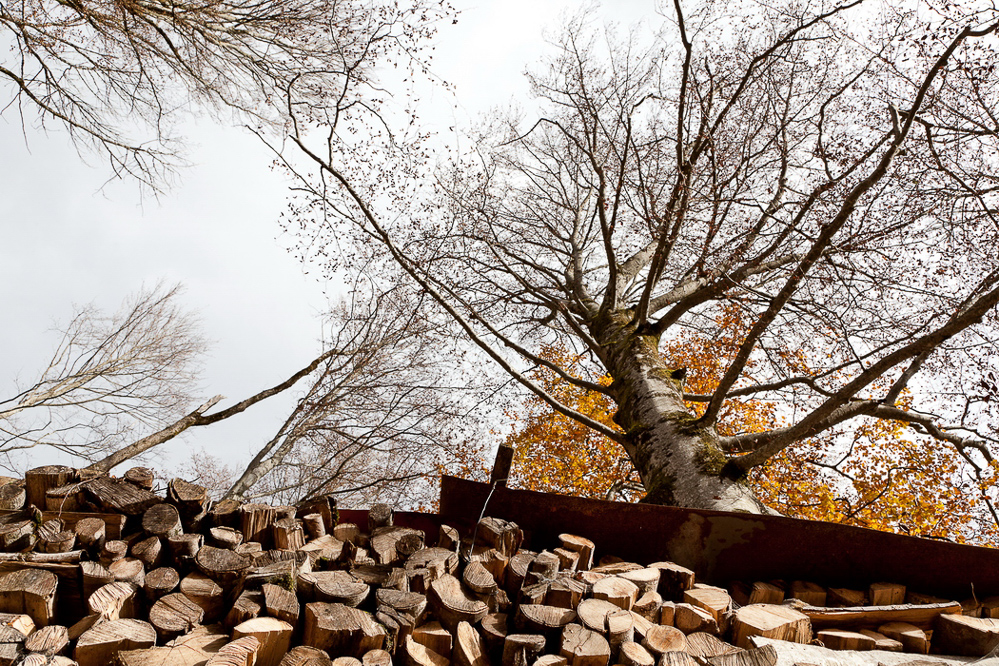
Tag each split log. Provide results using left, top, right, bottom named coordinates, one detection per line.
left=73, top=519, right=107, bottom=558
left=502, top=633, right=545, bottom=666
left=167, top=478, right=208, bottom=531
left=0, top=625, right=26, bottom=666
left=368, top=504, right=393, bottom=530
left=800, top=600, right=962, bottom=630
left=233, top=616, right=294, bottom=666
left=0, top=519, right=34, bottom=551
left=127, top=537, right=161, bottom=570
left=88, top=581, right=138, bottom=620
left=196, top=545, right=251, bottom=589
left=109, top=557, right=145, bottom=587
left=576, top=599, right=621, bottom=634
left=413, top=621, right=452, bottom=659
left=25, top=466, right=75, bottom=510
left=593, top=578, right=639, bottom=611
left=0, top=568, right=57, bottom=626
left=631, top=591, right=661, bottom=622
left=475, top=518, right=522, bottom=558
left=263, top=582, right=301, bottom=625
left=241, top=504, right=277, bottom=549
left=148, top=592, right=204, bottom=639
left=877, top=621, right=928, bottom=654
left=547, top=577, right=588, bottom=611
left=558, top=535, right=594, bottom=571
left=559, top=623, right=610, bottom=666
left=683, top=587, right=731, bottom=629
left=67, top=614, right=100, bottom=641
left=403, top=635, right=448, bottom=666
left=525, top=552, right=559, bottom=588
left=640, top=625, right=686, bottom=657
left=730, top=604, right=810, bottom=649
left=37, top=523, right=75, bottom=554
left=618, top=641, right=654, bottom=666
left=0, top=613, right=34, bottom=637
left=627, top=610, right=653, bottom=641
left=334, top=524, right=361, bottom=545
left=648, top=562, right=694, bottom=602
left=169, top=533, right=204, bottom=562
left=933, top=614, right=999, bottom=657
left=0, top=482, right=24, bottom=512
left=206, top=635, right=262, bottom=666
left=427, top=573, right=489, bottom=631
left=81, top=561, right=115, bottom=601
left=274, top=518, right=306, bottom=551
left=123, top=467, right=154, bottom=490
left=659, top=653, right=697, bottom=666
left=516, top=604, right=576, bottom=638
left=82, top=476, right=160, bottom=516
left=74, top=618, right=156, bottom=666
left=279, top=645, right=333, bottom=666
left=117, top=625, right=230, bottom=666
left=371, top=527, right=424, bottom=566
left=210, top=499, right=243, bottom=531
left=673, top=603, right=719, bottom=635
left=553, top=548, right=579, bottom=573
left=660, top=601, right=675, bottom=626
left=227, top=589, right=264, bottom=628
left=142, top=503, right=182, bottom=539
left=302, top=514, right=326, bottom=540
left=303, top=571, right=369, bottom=607
left=209, top=527, right=244, bottom=550
left=701, top=644, right=777, bottom=666
left=605, top=609, right=633, bottom=653
left=362, top=649, right=393, bottom=666
left=618, top=570, right=659, bottom=597
left=375, top=588, right=427, bottom=623
left=303, top=602, right=386, bottom=657
left=100, top=540, right=128, bottom=568
left=464, top=561, right=499, bottom=595
left=817, top=629, right=875, bottom=650
left=45, top=483, right=85, bottom=512
left=827, top=587, right=866, bottom=606
left=24, top=624, right=69, bottom=655
left=730, top=582, right=783, bottom=607
left=869, top=582, right=906, bottom=606
left=858, top=629, right=903, bottom=651
left=143, top=566, right=179, bottom=602
left=455, top=620, right=490, bottom=666
left=789, top=581, right=826, bottom=606
left=504, top=551, right=535, bottom=597
left=180, top=571, right=226, bottom=622
left=684, top=632, right=740, bottom=658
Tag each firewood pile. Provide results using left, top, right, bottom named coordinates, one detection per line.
left=0, top=465, right=997, bottom=666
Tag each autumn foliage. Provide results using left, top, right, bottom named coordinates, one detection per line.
left=501, top=306, right=999, bottom=547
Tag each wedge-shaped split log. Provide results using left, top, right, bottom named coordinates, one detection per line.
left=559, top=623, right=609, bottom=666
left=205, top=635, right=262, bottom=666
left=428, top=573, right=489, bottom=632
left=74, top=618, right=156, bottom=666
left=149, top=591, right=204, bottom=640
left=934, top=614, right=999, bottom=657
left=23, top=624, right=69, bottom=656
left=234, top=616, right=294, bottom=666
left=304, top=602, right=386, bottom=658
left=729, top=604, right=810, bottom=649
left=88, top=581, right=138, bottom=620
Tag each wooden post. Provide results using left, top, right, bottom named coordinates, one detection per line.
left=490, top=445, right=515, bottom=487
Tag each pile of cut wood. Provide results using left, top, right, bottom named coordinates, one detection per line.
left=0, top=465, right=996, bottom=666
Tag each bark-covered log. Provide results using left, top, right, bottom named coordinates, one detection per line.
left=83, top=477, right=160, bottom=516
left=75, top=517, right=107, bottom=553
left=208, top=527, right=244, bottom=550
left=368, top=504, right=393, bottom=530
left=195, top=545, right=251, bottom=590
left=0, top=481, right=25, bottom=512
left=274, top=518, right=306, bottom=551
left=241, top=504, right=277, bottom=549
left=99, top=540, right=128, bottom=568
left=130, top=536, right=163, bottom=569
left=302, top=514, right=326, bottom=540
left=142, top=504, right=182, bottom=540
left=123, top=467, right=154, bottom=491
left=74, top=618, right=156, bottom=666
left=167, top=478, right=208, bottom=532
left=143, top=566, right=179, bottom=602
left=233, top=616, right=294, bottom=666
left=226, top=589, right=264, bottom=629
left=109, top=558, right=145, bottom=587
left=0, top=568, right=57, bottom=626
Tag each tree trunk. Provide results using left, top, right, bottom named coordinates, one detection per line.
left=596, top=318, right=770, bottom=513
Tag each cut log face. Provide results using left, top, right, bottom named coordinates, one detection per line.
left=877, top=621, right=928, bottom=654
left=413, top=620, right=453, bottom=659
left=618, top=570, right=660, bottom=597
left=375, top=588, right=427, bottom=623
left=227, top=589, right=265, bottom=629
left=683, top=587, right=732, bottom=629
left=362, top=648, right=393, bottom=666
left=131, top=536, right=164, bottom=569
left=475, top=518, right=522, bottom=558
left=142, top=503, right=183, bottom=540
left=464, top=560, right=499, bottom=595
left=857, top=629, right=903, bottom=652
left=640, top=625, right=686, bottom=656
left=180, top=572, right=226, bottom=622
left=234, top=616, right=294, bottom=666
left=88, top=581, right=138, bottom=620
left=196, top=545, right=252, bottom=589
left=559, top=623, right=610, bottom=666
left=516, top=605, right=577, bottom=637
left=303, top=602, right=386, bottom=657
left=0, top=481, right=25, bottom=512
left=206, top=635, right=262, bottom=666
left=502, top=633, right=546, bottom=666
left=672, top=603, right=718, bottom=636
left=279, top=645, right=334, bottom=666
left=25, top=466, right=75, bottom=510
left=123, top=467, right=154, bottom=491
left=592, top=578, right=639, bottom=611
left=428, top=574, right=489, bottom=631
left=23, top=624, right=69, bottom=655
left=730, top=604, right=811, bottom=649
left=264, top=582, right=302, bottom=626
left=144, top=566, right=180, bottom=602
left=869, top=582, right=906, bottom=606
left=109, top=557, right=145, bottom=587
left=74, top=517, right=107, bottom=552
left=149, top=592, right=205, bottom=640
left=934, top=614, right=999, bottom=657
left=74, top=618, right=156, bottom=666
left=404, top=634, right=448, bottom=666
left=0, top=568, right=57, bottom=626
left=618, top=641, right=654, bottom=666
left=576, top=599, right=621, bottom=635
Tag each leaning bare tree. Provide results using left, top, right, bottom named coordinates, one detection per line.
left=279, top=1, right=999, bottom=517
left=0, top=0, right=446, bottom=185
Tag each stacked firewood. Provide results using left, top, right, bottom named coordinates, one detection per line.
left=0, top=465, right=997, bottom=666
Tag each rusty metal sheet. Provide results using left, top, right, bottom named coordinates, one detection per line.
left=438, top=475, right=999, bottom=599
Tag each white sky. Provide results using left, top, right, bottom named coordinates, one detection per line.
left=0, top=0, right=656, bottom=477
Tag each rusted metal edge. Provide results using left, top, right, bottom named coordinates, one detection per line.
left=438, top=475, right=999, bottom=598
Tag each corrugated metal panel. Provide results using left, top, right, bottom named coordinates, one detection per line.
left=437, top=475, right=999, bottom=599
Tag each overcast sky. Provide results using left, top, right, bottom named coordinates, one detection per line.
left=0, top=0, right=655, bottom=479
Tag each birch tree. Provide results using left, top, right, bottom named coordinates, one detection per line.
left=281, top=1, right=999, bottom=514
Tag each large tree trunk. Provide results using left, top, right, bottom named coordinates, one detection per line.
left=596, top=316, right=770, bottom=513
